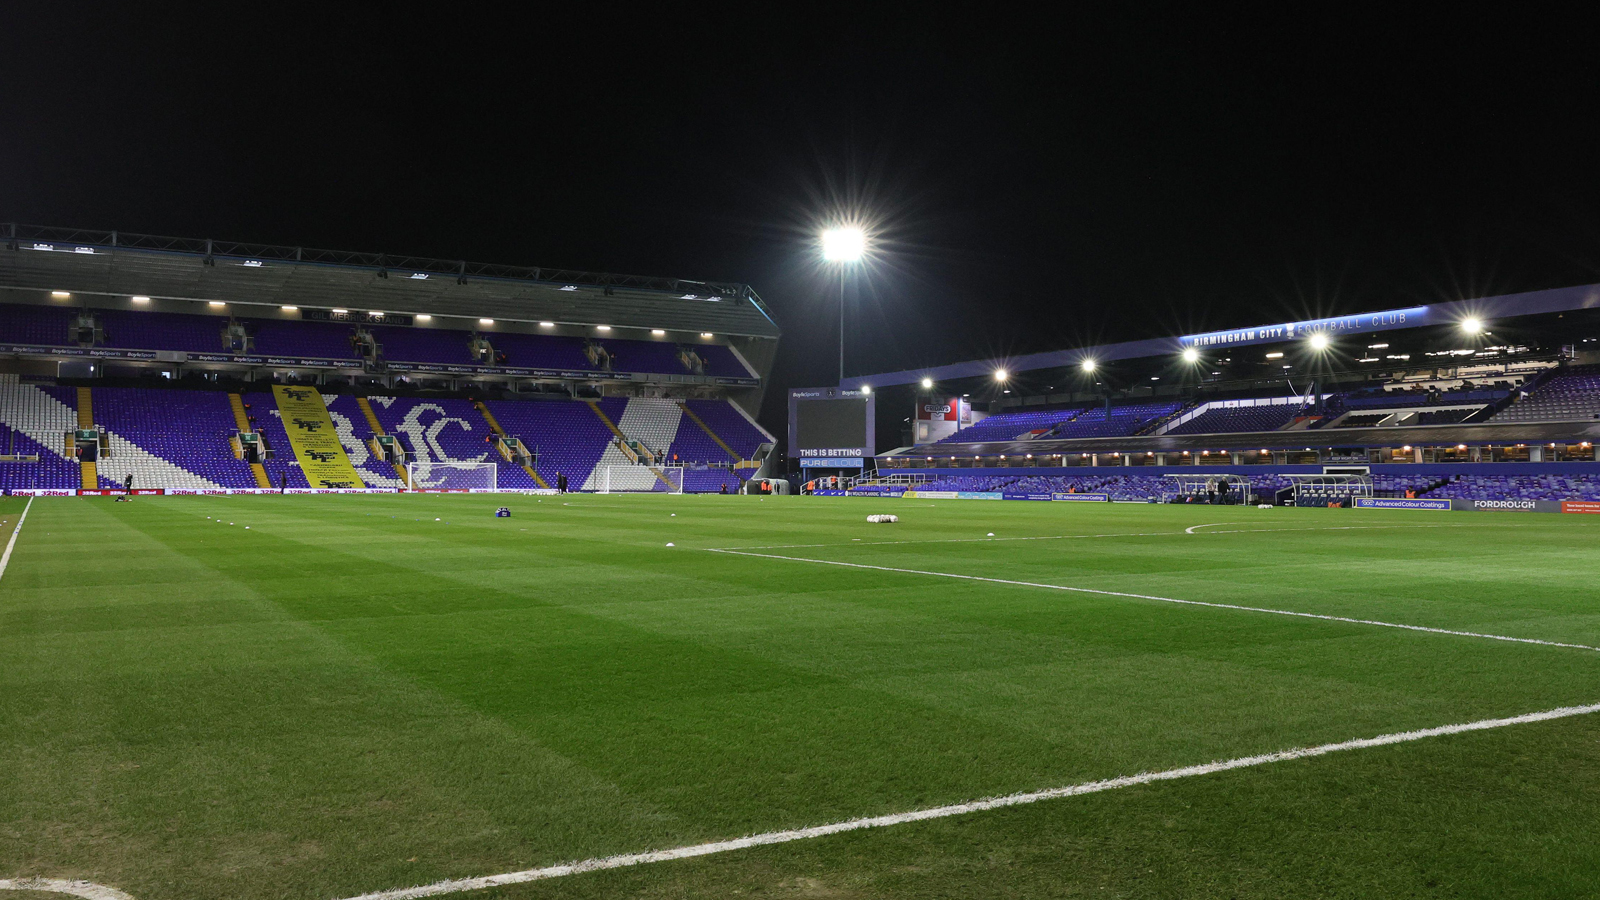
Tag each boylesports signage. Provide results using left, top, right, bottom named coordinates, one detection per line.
left=0, top=343, right=757, bottom=385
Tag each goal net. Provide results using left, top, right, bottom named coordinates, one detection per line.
left=406, top=460, right=498, bottom=492
left=601, top=465, right=684, bottom=494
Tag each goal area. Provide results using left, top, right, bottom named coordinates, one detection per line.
left=600, top=465, right=684, bottom=494
left=406, top=460, right=498, bottom=492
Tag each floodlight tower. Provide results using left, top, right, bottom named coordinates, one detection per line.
left=822, top=227, right=867, bottom=385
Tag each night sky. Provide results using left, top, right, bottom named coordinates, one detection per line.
left=4, top=11, right=1599, bottom=438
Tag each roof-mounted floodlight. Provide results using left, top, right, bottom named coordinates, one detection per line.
left=920, top=377, right=934, bottom=389
left=1080, top=359, right=1097, bottom=373
left=1308, top=332, right=1330, bottom=351
left=1462, top=317, right=1484, bottom=334
left=1181, top=347, right=1200, bottom=363
left=993, top=368, right=1008, bottom=381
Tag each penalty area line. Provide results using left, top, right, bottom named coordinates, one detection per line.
left=706, top=548, right=1600, bottom=654
left=333, top=700, right=1600, bottom=900
left=0, top=495, right=34, bottom=586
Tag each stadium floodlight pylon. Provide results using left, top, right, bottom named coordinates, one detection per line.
left=405, top=460, right=498, bottom=491
left=601, top=465, right=684, bottom=494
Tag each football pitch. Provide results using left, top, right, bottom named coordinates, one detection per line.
left=3, top=493, right=1599, bottom=899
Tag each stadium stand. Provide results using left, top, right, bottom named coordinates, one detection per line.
left=936, top=407, right=1088, bottom=443
left=482, top=397, right=621, bottom=489
left=1491, top=365, right=1600, bottom=422
left=249, top=317, right=361, bottom=360
left=1046, top=402, right=1182, bottom=439
left=0, top=301, right=762, bottom=381
left=1426, top=473, right=1600, bottom=501
left=91, top=388, right=255, bottom=490
left=1166, top=403, right=1304, bottom=435
left=673, top=399, right=769, bottom=462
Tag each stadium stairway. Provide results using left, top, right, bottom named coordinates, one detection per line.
left=355, top=396, right=412, bottom=486
left=75, top=386, right=96, bottom=489
left=676, top=401, right=742, bottom=462
left=473, top=400, right=550, bottom=489
left=229, top=393, right=273, bottom=488
left=583, top=398, right=679, bottom=491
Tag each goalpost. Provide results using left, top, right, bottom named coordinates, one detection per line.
left=601, top=465, right=684, bottom=494
left=406, top=460, right=499, bottom=492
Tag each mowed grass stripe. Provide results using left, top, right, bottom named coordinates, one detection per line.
left=4, top=496, right=1599, bottom=900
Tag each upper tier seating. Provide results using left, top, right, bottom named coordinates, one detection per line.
left=250, top=318, right=361, bottom=360
left=0, top=304, right=74, bottom=346
left=0, top=303, right=757, bottom=379
left=1344, top=386, right=1510, bottom=409
left=935, top=408, right=1089, bottom=444
left=100, top=308, right=227, bottom=355
left=369, top=326, right=472, bottom=366
left=1166, top=403, right=1303, bottom=435
left=1491, top=366, right=1600, bottom=423
left=1045, top=402, right=1182, bottom=439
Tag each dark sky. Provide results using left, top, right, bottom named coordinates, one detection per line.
left=4, top=11, right=1599, bottom=436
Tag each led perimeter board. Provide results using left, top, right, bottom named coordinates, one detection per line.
left=788, top=387, right=875, bottom=465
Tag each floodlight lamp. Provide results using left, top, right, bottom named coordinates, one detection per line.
left=1462, top=317, right=1484, bottom=334
left=994, top=368, right=1008, bottom=381
left=1308, top=332, right=1330, bottom=351
left=861, top=385, right=871, bottom=395
left=920, top=377, right=934, bottom=389
left=1080, top=359, right=1096, bottom=373
left=821, top=227, right=867, bottom=262
left=1181, top=347, right=1200, bottom=363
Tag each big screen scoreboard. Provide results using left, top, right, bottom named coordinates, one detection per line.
left=788, top=387, right=875, bottom=469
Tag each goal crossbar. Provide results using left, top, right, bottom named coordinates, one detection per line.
left=601, top=465, right=684, bottom=494
left=406, top=460, right=498, bottom=492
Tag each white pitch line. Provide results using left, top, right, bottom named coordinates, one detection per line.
left=706, top=548, right=1600, bottom=654
left=0, top=877, right=136, bottom=899
left=0, top=495, right=34, bottom=586
left=714, top=521, right=1532, bottom=552
left=334, top=700, right=1600, bottom=900
left=1185, top=522, right=1228, bottom=534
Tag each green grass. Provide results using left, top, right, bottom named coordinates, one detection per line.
left=2, top=493, right=1598, bottom=899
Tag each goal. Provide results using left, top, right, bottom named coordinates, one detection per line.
left=406, top=460, right=498, bottom=492
left=600, top=465, right=684, bottom=494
